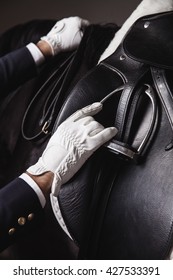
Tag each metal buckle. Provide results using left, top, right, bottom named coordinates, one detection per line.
left=105, top=140, right=138, bottom=163
left=42, top=121, right=50, bottom=134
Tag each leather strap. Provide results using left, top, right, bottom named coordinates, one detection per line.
left=100, top=44, right=149, bottom=142
left=21, top=52, right=76, bottom=141
left=151, top=67, right=173, bottom=131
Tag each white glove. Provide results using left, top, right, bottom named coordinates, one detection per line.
left=41, top=16, right=89, bottom=55
left=27, top=102, right=117, bottom=196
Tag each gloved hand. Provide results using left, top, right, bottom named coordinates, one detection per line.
left=41, top=16, right=89, bottom=55
left=27, top=102, right=117, bottom=196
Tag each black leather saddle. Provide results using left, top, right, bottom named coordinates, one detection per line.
left=49, top=11, right=173, bottom=260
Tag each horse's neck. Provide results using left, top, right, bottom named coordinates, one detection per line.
left=99, top=0, right=173, bottom=62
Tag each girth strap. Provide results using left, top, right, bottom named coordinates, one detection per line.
left=151, top=67, right=173, bottom=131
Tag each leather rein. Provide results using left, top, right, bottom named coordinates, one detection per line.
left=21, top=51, right=76, bottom=142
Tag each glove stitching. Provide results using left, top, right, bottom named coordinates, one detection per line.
left=58, top=125, right=86, bottom=155
left=56, top=128, right=87, bottom=177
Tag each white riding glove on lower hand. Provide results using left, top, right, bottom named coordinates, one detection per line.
left=27, top=102, right=117, bottom=196
left=41, top=16, right=89, bottom=55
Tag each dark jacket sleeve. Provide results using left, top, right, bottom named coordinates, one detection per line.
left=0, top=178, right=44, bottom=252
left=0, top=47, right=37, bottom=94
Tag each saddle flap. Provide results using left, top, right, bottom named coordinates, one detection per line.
left=123, top=11, right=173, bottom=70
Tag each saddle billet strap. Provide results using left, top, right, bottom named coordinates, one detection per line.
left=123, top=85, right=149, bottom=144
left=21, top=52, right=76, bottom=141
left=151, top=67, right=173, bottom=132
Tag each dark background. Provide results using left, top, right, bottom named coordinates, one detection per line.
left=0, top=0, right=141, bottom=33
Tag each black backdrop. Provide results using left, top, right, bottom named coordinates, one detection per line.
left=0, top=0, right=141, bottom=33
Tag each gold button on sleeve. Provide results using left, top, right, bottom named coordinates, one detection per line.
left=18, top=217, right=26, bottom=226
left=28, top=213, right=34, bottom=221
left=8, top=228, right=16, bottom=235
